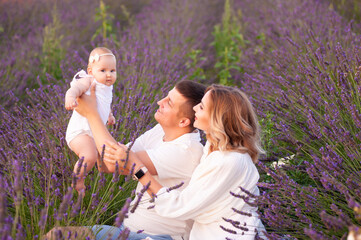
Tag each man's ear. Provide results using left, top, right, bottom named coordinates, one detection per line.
left=179, top=118, right=191, bottom=128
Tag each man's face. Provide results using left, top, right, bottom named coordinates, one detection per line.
left=154, top=87, right=187, bottom=128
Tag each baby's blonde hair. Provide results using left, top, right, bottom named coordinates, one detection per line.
left=206, top=85, right=264, bottom=163
left=88, top=47, right=115, bottom=65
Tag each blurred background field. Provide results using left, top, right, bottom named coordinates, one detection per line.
left=0, top=0, right=360, bottom=239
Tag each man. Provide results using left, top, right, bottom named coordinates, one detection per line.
left=46, top=80, right=206, bottom=240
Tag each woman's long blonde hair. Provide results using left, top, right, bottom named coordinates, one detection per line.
left=206, top=85, right=263, bottom=163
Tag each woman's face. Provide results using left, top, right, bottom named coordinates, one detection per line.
left=193, top=90, right=211, bottom=133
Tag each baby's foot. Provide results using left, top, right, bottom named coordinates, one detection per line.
left=77, top=188, right=85, bottom=198
left=72, top=177, right=85, bottom=196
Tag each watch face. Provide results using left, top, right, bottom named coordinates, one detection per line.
left=134, top=169, right=145, bottom=180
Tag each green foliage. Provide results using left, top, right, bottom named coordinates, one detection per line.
left=0, top=84, right=140, bottom=239
left=185, top=49, right=206, bottom=80
left=328, top=0, right=361, bottom=25
left=41, top=5, right=66, bottom=81
left=1, top=0, right=223, bottom=238
left=258, top=112, right=316, bottom=186
left=53, top=173, right=135, bottom=227
left=259, top=112, right=279, bottom=160
left=254, top=32, right=266, bottom=54
left=238, top=2, right=361, bottom=235
left=7, top=141, right=135, bottom=238
left=92, top=0, right=115, bottom=43
left=10, top=170, right=135, bottom=239
left=259, top=112, right=279, bottom=183
left=119, top=4, right=135, bottom=28
left=211, top=0, right=245, bottom=85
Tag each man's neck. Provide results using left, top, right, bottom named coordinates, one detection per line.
left=161, top=126, right=192, bottom=142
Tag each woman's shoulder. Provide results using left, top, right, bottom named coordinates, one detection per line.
left=208, top=150, right=251, bottom=159
left=207, top=150, right=253, bottom=168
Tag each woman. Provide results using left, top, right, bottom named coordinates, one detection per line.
left=105, top=84, right=267, bottom=239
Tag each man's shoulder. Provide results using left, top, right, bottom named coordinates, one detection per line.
left=149, top=123, right=163, bottom=132
left=142, top=123, right=162, bottom=135
left=133, top=124, right=164, bottom=150
left=142, top=124, right=164, bottom=141
left=163, top=132, right=204, bottom=164
left=141, top=125, right=203, bottom=153
left=171, top=129, right=202, bottom=148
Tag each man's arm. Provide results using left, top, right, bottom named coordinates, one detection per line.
left=75, top=84, right=119, bottom=173
left=105, top=141, right=163, bottom=196
left=76, top=84, right=157, bottom=175
left=133, top=151, right=157, bottom=175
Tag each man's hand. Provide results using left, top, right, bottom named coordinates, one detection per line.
left=75, top=83, right=97, bottom=117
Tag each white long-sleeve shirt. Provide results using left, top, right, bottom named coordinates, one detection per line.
left=154, top=142, right=267, bottom=240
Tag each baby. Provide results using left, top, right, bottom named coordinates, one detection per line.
left=65, top=47, right=117, bottom=194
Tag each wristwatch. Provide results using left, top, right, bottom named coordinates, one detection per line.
left=133, top=166, right=148, bottom=180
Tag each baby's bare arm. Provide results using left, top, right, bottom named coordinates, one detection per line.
left=65, top=77, right=93, bottom=110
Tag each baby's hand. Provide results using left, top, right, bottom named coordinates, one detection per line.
left=107, top=112, right=116, bottom=125
left=65, top=98, right=78, bottom=110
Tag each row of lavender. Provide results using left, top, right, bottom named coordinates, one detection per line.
left=231, top=0, right=361, bottom=239
left=1, top=0, right=97, bottom=108
left=0, top=0, right=222, bottom=238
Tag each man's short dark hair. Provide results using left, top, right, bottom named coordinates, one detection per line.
left=175, top=80, right=206, bottom=127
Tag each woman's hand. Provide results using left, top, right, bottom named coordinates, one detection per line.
left=75, top=83, right=98, bottom=118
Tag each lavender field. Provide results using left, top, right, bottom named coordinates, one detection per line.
left=0, top=0, right=360, bottom=239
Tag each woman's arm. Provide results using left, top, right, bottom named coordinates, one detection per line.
left=154, top=153, right=254, bottom=221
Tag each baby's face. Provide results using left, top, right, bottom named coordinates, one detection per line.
left=88, top=55, right=117, bottom=86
